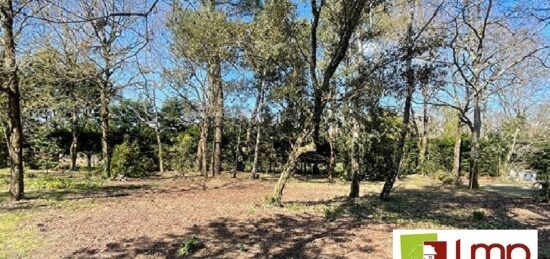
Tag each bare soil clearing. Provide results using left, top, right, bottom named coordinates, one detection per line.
left=1, top=173, right=548, bottom=258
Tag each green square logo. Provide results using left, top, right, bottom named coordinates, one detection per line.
left=400, top=233, right=438, bottom=259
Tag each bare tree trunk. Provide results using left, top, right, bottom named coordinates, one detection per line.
left=271, top=132, right=315, bottom=204
left=328, top=138, right=336, bottom=181
left=197, top=109, right=210, bottom=177
left=7, top=91, right=23, bottom=200
left=155, top=127, right=164, bottom=173
left=503, top=127, right=519, bottom=174
left=251, top=85, right=265, bottom=179
left=418, top=84, right=429, bottom=172
left=452, top=119, right=462, bottom=186
left=245, top=84, right=262, bottom=149
left=1, top=0, right=24, bottom=200
left=212, top=60, right=223, bottom=176
left=349, top=117, right=360, bottom=198
left=99, top=86, right=111, bottom=178
left=234, top=114, right=243, bottom=175
left=251, top=119, right=262, bottom=179
left=469, top=96, right=481, bottom=190
left=69, top=111, right=78, bottom=171
left=86, top=152, right=92, bottom=170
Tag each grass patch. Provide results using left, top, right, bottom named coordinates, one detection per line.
left=27, top=177, right=104, bottom=191
left=0, top=212, right=41, bottom=258
left=177, top=235, right=204, bottom=258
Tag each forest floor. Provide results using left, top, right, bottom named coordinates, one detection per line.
left=0, top=169, right=549, bottom=258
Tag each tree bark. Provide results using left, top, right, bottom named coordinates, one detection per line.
left=328, top=138, right=336, bottom=181
left=1, top=0, right=24, bottom=200
left=251, top=82, right=265, bottom=179
left=69, top=111, right=78, bottom=171
left=212, top=59, right=223, bottom=176
left=452, top=119, right=462, bottom=186
left=271, top=133, right=315, bottom=204
left=469, top=95, right=481, bottom=190
left=418, top=84, right=429, bottom=172
left=349, top=117, right=360, bottom=198
left=197, top=108, right=209, bottom=176
left=234, top=114, right=244, bottom=174
left=251, top=116, right=262, bottom=179
left=155, top=127, right=164, bottom=174
left=100, top=86, right=111, bottom=178
left=503, top=127, right=519, bottom=174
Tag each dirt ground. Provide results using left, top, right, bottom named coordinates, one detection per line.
left=1, top=172, right=549, bottom=258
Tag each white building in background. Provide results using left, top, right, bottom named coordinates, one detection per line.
left=509, top=169, right=538, bottom=182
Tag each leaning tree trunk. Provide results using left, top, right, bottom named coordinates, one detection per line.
left=2, top=0, right=25, bottom=200
left=69, top=111, right=78, bottom=171
left=452, top=119, right=462, bottom=186
left=99, top=86, right=111, bottom=178
left=380, top=59, right=414, bottom=200
left=469, top=96, right=482, bottom=190
left=349, top=117, right=360, bottom=198
left=380, top=0, right=415, bottom=201
left=503, top=127, right=519, bottom=175
left=271, top=132, right=315, bottom=204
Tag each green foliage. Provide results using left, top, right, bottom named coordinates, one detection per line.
left=359, top=108, right=402, bottom=180
left=528, top=143, right=550, bottom=202
left=111, top=140, right=155, bottom=178
left=472, top=210, right=486, bottom=221
left=176, top=235, right=203, bottom=258
left=168, top=132, right=196, bottom=174
left=27, top=177, right=103, bottom=191
left=435, top=170, right=455, bottom=185
left=323, top=206, right=344, bottom=221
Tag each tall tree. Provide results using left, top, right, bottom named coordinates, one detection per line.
left=169, top=0, right=240, bottom=177
left=271, top=0, right=382, bottom=204
left=447, top=0, right=548, bottom=189
left=0, top=0, right=24, bottom=200
left=41, top=0, right=160, bottom=178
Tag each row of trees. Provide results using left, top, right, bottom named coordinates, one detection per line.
left=1, top=0, right=549, bottom=202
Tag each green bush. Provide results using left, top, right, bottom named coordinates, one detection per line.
left=176, top=235, right=203, bottom=258
left=167, top=133, right=195, bottom=174
left=323, top=206, right=344, bottom=222
left=472, top=210, right=486, bottom=221
left=436, top=170, right=454, bottom=185
left=528, top=143, right=550, bottom=203
left=111, top=140, right=154, bottom=178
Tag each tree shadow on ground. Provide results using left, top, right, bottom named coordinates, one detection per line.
left=0, top=175, right=252, bottom=212
left=69, top=212, right=375, bottom=259
left=285, top=186, right=550, bottom=257
left=67, top=184, right=549, bottom=258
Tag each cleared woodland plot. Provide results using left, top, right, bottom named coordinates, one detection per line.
left=1, top=1, right=550, bottom=258
left=0, top=171, right=548, bottom=258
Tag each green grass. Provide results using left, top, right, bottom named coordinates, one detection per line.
left=0, top=212, right=41, bottom=258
